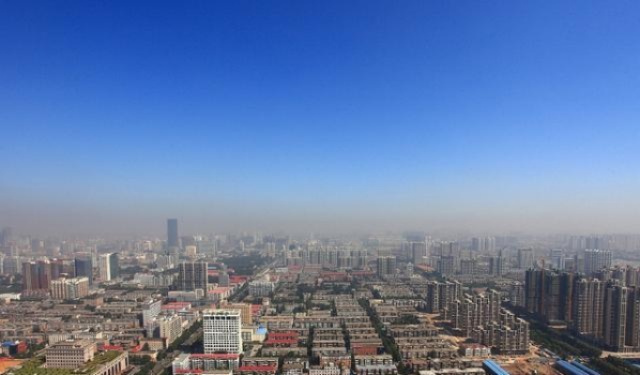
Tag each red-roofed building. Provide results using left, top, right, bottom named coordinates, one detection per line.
left=162, top=302, right=192, bottom=311
left=229, top=276, right=248, bottom=284
left=101, top=344, right=123, bottom=351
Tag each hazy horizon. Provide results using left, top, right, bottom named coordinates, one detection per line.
left=2, top=1, right=639, bottom=237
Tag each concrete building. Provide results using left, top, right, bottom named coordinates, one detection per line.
left=584, top=249, right=612, bottom=276
left=99, top=253, right=119, bottom=281
left=50, top=277, right=90, bottom=300
left=377, top=256, right=397, bottom=278
left=158, top=314, right=184, bottom=345
left=45, top=340, right=96, bottom=368
left=177, top=261, right=209, bottom=291
left=203, top=309, right=243, bottom=354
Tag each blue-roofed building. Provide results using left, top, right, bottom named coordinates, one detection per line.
left=570, top=361, right=600, bottom=375
left=482, top=360, right=510, bottom=375
left=555, top=360, right=590, bottom=375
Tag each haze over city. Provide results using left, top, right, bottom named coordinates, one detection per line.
left=5, top=3, right=640, bottom=375
left=2, top=1, right=639, bottom=236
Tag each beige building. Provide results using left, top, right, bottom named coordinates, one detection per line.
left=225, top=303, right=252, bottom=325
left=50, top=277, right=90, bottom=300
left=158, top=314, right=183, bottom=345
left=45, top=340, right=96, bottom=368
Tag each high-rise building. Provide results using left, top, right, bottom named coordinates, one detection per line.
left=604, top=285, right=628, bottom=350
left=584, top=249, right=612, bottom=276
left=143, top=299, right=162, bottom=327
left=0, top=227, right=13, bottom=247
left=524, top=269, right=574, bottom=322
left=550, top=249, right=566, bottom=270
left=74, top=256, right=93, bottom=285
left=109, top=253, right=120, bottom=279
left=376, top=256, right=396, bottom=277
left=50, top=277, right=90, bottom=300
left=437, top=256, right=456, bottom=276
left=99, top=253, right=119, bottom=281
left=168, top=219, right=179, bottom=250
left=573, top=277, right=606, bottom=340
left=177, top=261, right=208, bottom=291
left=489, top=253, right=505, bottom=277
left=411, top=242, right=427, bottom=265
left=22, top=259, right=64, bottom=292
left=517, top=249, right=534, bottom=270
left=203, top=309, right=243, bottom=354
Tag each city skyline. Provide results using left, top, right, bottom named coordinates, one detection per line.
left=2, top=1, right=640, bottom=235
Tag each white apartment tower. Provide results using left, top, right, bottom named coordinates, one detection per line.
left=203, top=309, right=243, bottom=354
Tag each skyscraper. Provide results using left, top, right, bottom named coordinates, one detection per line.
left=99, top=253, right=119, bottom=281
left=74, top=256, right=93, bottom=285
left=203, top=309, right=243, bottom=354
left=167, top=219, right=179, bottom=250
left=177, top=261, right=208, bottom=291
left=109, top=253, right=120, bottom=279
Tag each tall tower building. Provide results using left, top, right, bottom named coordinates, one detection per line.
left=203, top=309, right=243, bottom=354
left=376, top=256, right=396, bottom=277
left=584, top=249, right=612, bottom=276
left=109, top=253, right=120, bottom=279
left=411, top=242, right=427, bottom=265
left=167, top=219, right=179, bottom=250
left=74, top=256, right=93, bottom=285
left=550, top=249, right=566, bottom=270
left=517, top=249, right=534, bottom=270
left=604, top=285, right=628, bottom=350
left=177, top=261, right=208, bottom=291
left=98, top=254, right=118, bottom=281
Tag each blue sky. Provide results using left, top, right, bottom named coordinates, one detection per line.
left=1, top=1, right=639, bottom=235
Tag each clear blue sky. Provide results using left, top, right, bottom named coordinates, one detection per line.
left=1, top=1, right=639, bottom=235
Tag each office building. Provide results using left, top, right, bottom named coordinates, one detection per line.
left=203, top=309, right=243, bottom=354
left=99, top=253, right=119, bottom=281
left=177, top=261, right=208, bottom=291
left=74, top=256, right=93, bottom=285
left=46, top=340, right=96, bottom=368
left=550, top=249, right=565, bottom=270
left=168, top=218, right=180, bottom=249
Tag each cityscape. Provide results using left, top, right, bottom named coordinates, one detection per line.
left=2, top=223, right=640, bottom=375
left=2, top=2, right=640, bottom=375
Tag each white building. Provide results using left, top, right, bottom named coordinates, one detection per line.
left=203, top=309, right=243, bottom=354
left=99, top=254, right=111, bottom=281
left=142, top=300, right=162, bottom=327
